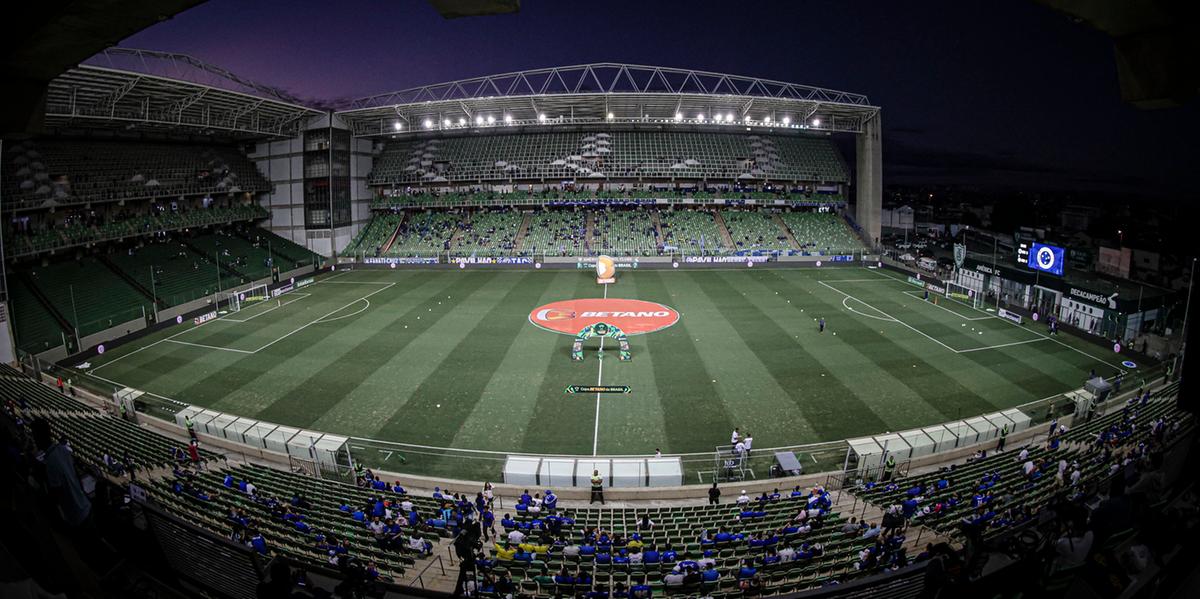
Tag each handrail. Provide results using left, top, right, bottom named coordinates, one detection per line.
left=410, top=554, right=446, bottom=589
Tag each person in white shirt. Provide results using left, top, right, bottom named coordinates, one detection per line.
left=777, top=546, right=796, bottom=562
left=731, top=428, right=742, bottom=445
left=401, top=499, right=414, bottom=512
left=1022, top=460, right=1036, bottom=477
left=655, top=448, right=662, bottom=458
left=743, top=434, right=753, bottom=452
left=508, top=529, right=526, bottom=544
left=734, top=441, right=746, bottom=461
left=1070, top=468, right=1082, bottom=486
left=629, top=550, right=643, bottom=564
left=1018, top=448, right=1029, bottom=462
left=245, top=481, right=256, bottom=496
left=736, top=491, right=750, bottom=505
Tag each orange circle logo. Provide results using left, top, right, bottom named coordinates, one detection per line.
left=529, top=298, right=680, bottom=335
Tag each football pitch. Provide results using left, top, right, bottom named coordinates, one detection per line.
left=84, top=266, right=1125, bottom=469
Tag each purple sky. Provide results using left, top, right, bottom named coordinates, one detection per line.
left=119, top=0, right=1198, bottom=194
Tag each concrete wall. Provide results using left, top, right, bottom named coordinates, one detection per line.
left=855, top=112, right=882, bottom=249
left=248, top=137, right=308, bottom=247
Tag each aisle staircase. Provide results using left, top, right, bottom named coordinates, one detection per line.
left=380, top=213, right=408, bottom=254
left=513, top=212, right=533, bottom=252
left=711, top=211, right=736, bottom=250
left=773, top=214, right=802, bottom=251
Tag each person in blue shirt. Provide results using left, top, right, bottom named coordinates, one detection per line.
left=520, top=489, right=533, bottom=505
left=791, top=486, right=804, bottom=497
left=661, top=544, right=678, bottom=563
left=238, top=479, right=248, bottom=493
left=223, top=474, right=235, bottom=487
left=580, top=542, right=596, bottom=556
left=738, top=559, right=757, bottom=579
left=352, top=508, right=366, bottom=522
left=391, top=482, right=406, bottom=494
left=760, top=549, right=781, bottom=566
left=500, top=514, right=516, bottom=529
left=249, top=530, right=268, bottom=554
left=714, top=528, right=733, bottom=543
left=612, top=551, right=630, bottom=565
left=702, top=564, right=720, bottom=582
left=630, top=583, right=652, bottom=599
left=553, top=568, right=574, bottom=585
left=543, top=490, right=558, bottom=511
left=432, top=487, right=444, bottom=500
left=595, top=551, right=611, bottom=564
left=643, top=545, right=660, bottom=564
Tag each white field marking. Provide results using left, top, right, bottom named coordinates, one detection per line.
left=313, top=298, right=371, bottom=323
left=956, top=338, right=1050, bottom=353
left=816, top=277, right=897, bottom=283
left=818, top=280, right=960, bottom=354
left=593, top=283, right=608, bottom=456
left=89, top=316, right=225, bottom=373
left=872, top=268, right=1127, bottom=372
left=222, top=293, right=311, bottom=322
left=317, top=280, right=395, bottom=285
left=251, top=283, right=395, bottom=354
left=900, top=290, right=992, bottom=321
left=165, top=339, right=256, bottom=354
left=841, top=295, right=898, bottom=322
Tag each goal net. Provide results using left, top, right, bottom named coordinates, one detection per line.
left=219, top=283, right=269, bottom=313
left=944, top=281, right=983, bottom=310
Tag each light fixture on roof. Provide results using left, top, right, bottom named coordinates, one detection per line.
left=538, top=113, right=546, bottom=122
left=696, top=113, right=704, bottom=121
left=443, top=118, right=451, bottom=127
left=458, top=117, right=466, bottom=126
left=486, top=115, right=495, bottom=124
left=607, top=112, right=614, bottom=120
left=674, top=112, right=683, bottom=121
left=393, top=122, right=402, bottom=131
left=504, top=114, right=513, bottom=124
left=475, top=115, right=484, bottom=125
left=726, top=113, right=735, bottom=122
left=423, top=119, right=433, bottom=129
left=764, top=116, right=772, bottom=124
left=812, top=118, right=821, bottom=127
left=782, top=116, right=791, bottom=125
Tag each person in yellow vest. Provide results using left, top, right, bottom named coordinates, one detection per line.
left=590, top=470, right=605, bottom=505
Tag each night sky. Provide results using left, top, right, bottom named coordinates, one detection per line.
left=119, top=0, right=1197, bottom=195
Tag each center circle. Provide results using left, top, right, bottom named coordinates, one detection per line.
left=529, top=298, right=680, bottom=335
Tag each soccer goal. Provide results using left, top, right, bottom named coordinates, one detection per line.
left=944, top=281, right=983, bottom=310
left=219, top=283, right=269, bottom=313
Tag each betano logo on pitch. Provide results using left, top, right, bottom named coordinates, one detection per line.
left=529, top=298, right=679, bottom=335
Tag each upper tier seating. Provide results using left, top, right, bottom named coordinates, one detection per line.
left=370, top=131, right=848, bottom=186
left=3, top=140, right=271, bottom=209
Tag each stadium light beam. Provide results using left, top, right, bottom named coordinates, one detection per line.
left=782, top=116, right=791, bottom=125
left=696, top=113, right=704, bottom=121
left=674, top=112, right=683, bottom=121
left=607, top=112, right=615, bottom=120
left=486, top=115, right=495, bottom=124
left=443, top=118, right=451, bottom=127
left=423, top=119, right=433, bottom=129
left=393, top=121, right=402, bottom=131
left=458, top=117, right=466, bottom=126
left=475, top=115, right=484, bottom=125
left=812, top=118, right=821, bottom=127
left=538, top=113, right=546, bottom=122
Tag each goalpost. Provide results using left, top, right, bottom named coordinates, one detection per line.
left=219, top=283, right=270, bottom=313
left=944, top=281, right=984, bottom=310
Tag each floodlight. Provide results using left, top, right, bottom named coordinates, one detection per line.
left=696, top=113, right=704, bottom=121
left=393, top=122, right=402, bottom=131
left=812, top=118, right=821, bottom=127
left=458, top=117, right=466, bottom=126
left=423, top=119, right=433, bottom=129
left=475, top=115, right=484, bottom=125
left=607, top=112, right=615, bottom=120
left=538, top=113, right=547, bottom=122
left=443, top=118, right=451, bottom=127
left=782, top=116, right=791, bottom=125
left=486, top=115, right=495, bottom=124
left=674, top=112, right=683, bottom=121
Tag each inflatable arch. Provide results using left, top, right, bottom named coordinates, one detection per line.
left=571, top=322, right=631, bottom=361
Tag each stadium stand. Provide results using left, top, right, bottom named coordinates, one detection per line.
left=386, top=212, right=459, bottom=255
left=345, top=212, right=404, bottom=256
left=5, top=203, right=269, bottom=258
left=522, top=210, right=587, bottom=256
left=453, top=209, right=524, bottom=255
left=25, top=257, right=152, bottom=337
left=6, top=277, right=68, bottom=352
left=779, top=212, right=865, bottom=254
left=590, top=209, right=660, bottom=255
left=2, top=140, right=271, bottom=210
left=721, top=210, right=792, bottom=253
left=658, top=209, right=725, bottom=253
left=107, top=240, right=227, bottom=307
left=185, top=229, right=277, bottom=283
left=369, top=132, right=849, bottom=186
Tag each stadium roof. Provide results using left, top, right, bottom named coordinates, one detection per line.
left=335, top=63, right=879, bottom=138
left=41, top=48, right=325, bottom=140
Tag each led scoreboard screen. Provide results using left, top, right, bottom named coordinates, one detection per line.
left=1026, top=242, right=1065, bottom=276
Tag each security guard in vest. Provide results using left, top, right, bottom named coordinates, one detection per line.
left=883, top=455, right=896, bottom=481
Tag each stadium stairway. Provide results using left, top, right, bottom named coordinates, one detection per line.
left=712, top=211, right=736, bottom=250
left=380, top=213, right=407, bottom=254
left=180, top=237, right=245, bottom=283
left=584, top=211, right=596, bottom=254
left=14, top=272, right=72, bottom=340
left=773, top=214, right=802, bottom=251
left=513, top=212, right=533, bottom=252
left=651, top=211, right=665, bottom=247
left=96, top=254, right=163, bottom=309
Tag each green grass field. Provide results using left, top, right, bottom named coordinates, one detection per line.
left=83, top=266, right=1126, bottom=476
